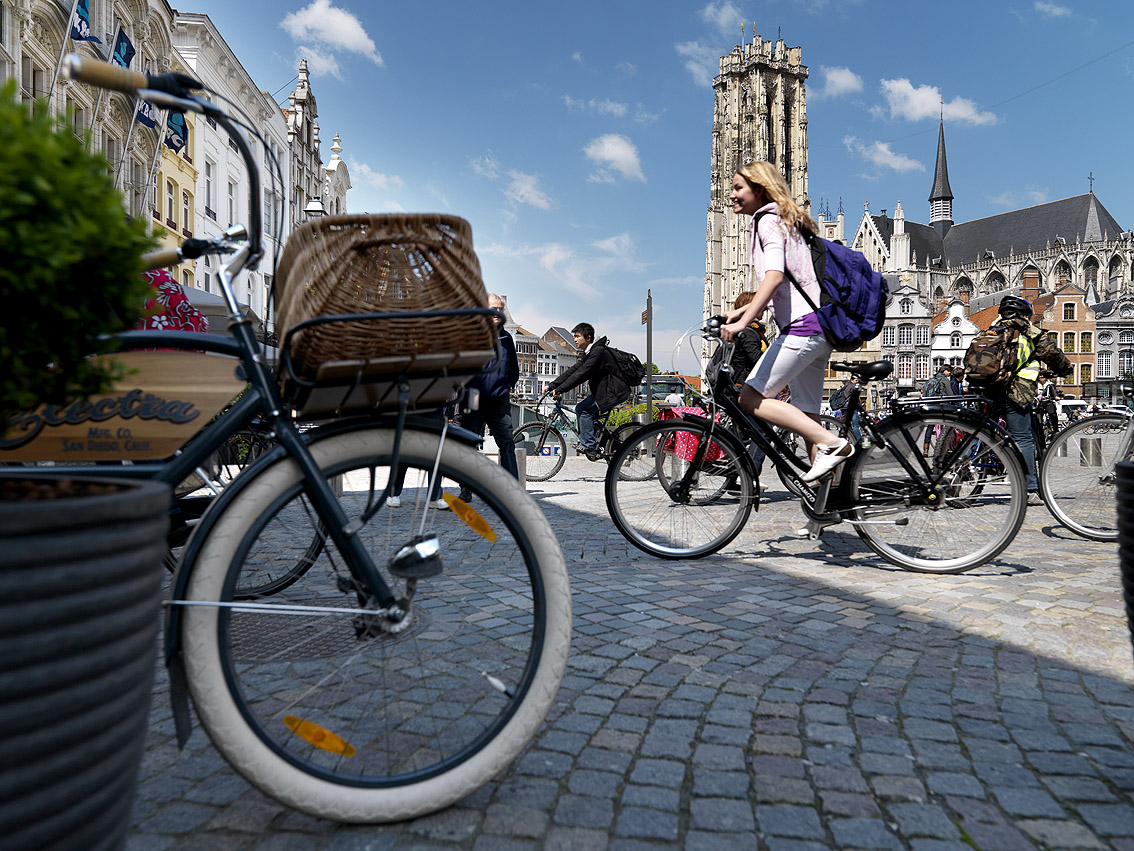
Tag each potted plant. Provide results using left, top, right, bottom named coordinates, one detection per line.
left=0, top=79, right=172, bottom=850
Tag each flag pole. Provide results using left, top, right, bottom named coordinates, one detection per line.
left=115, top=99, right=139, bottom=189
left=140, top=110, right=169, bottom=221
left=645, top=289, right=653, bottom=423
left=86, top=27, right=116, bottom=148
left=47, top=0, right=82, bottom=106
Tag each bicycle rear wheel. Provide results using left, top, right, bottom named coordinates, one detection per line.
left=513, top=422, right=566, bottom=481
left=180, top=427, right=571, bottom=822
left=848, top=414, right=1026, bottom=573
left=1040, top=413, right=1131, bottom=541
left=610, top=422, right=654, bottom=481
left=605, top=420, right=753, bottom=559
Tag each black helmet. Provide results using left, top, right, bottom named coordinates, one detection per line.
left=999, top=294, right=1032, bottom=318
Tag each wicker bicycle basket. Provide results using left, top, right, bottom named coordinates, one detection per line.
left=273, top=213, right=496, bottom=416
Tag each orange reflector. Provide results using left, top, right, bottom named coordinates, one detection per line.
left=283, top=715, right=356, bottom=757
left=442, top=493, right=497, bottom=541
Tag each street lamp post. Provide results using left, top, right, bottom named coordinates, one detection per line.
left=303, top=195, right=327, bottom=219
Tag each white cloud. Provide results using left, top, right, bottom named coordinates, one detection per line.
left=583, top=134, right=646, bottom=183
left=563, top=95, right=629, bottom=117
left=815, top=66, right=864, bottom=100
left=879, top=78, right=997, bottom=125
left=1035, top=1, right=1071, bottom=17
left=505, top=171, right=553, bottom=210
left=280, top=0, right=382, bottom=75
left=482, top=233, right=644, bottom=302
left=470, top=154, right=501, bottom=179
left=348, top=158, right=405, bottom=191
left=843, top=136, right=925, bottom=173
left=297, top=45, right=342, bottom=80
left=699, top=1, right=744, bottom=36
left=675, top=40, right=719, bottom=88
left=571, top=51, right=584, bottom=63
left=989, top=187, right=1049, bottom=209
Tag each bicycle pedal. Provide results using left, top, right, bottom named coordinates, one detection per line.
left=389, top=533, right=444, bottom=579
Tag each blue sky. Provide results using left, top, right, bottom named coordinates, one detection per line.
left=185, top=0, right=1134, bottom=374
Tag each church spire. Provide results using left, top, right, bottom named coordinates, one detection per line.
left=928, top=117, right=953, bottom=238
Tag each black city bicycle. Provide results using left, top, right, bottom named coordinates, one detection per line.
left=5, top=55, right=574, bottom=824
left=605, top=319, right=1028, bottom=573
left=513, top=394, right=647, bottom=481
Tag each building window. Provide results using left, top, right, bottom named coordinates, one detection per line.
left=898, top=355, right=912, bottom=379
left=1098, top=351, right=1112, bottom=378
left=166, top=179, right=176, bottom=224
left=1063, top=332, right=1075, bottom=352
left=1121, top=331, right=1134, bottom=346
left=898, top=324, right=913, bottom=346
left=915, top=355, right=929, bottom=381
left=882, top=326, right=895, bottom=347
left=916, top=325, right=929, bottom=346
left=1120, top=351, right=1134, bottom=377
left=204, top=160, right=215, bottom=219
left=1063, top=303, right=1076, bottom=321
left=228, top=181, right=237, bottom=226
left=1080, top=364, right=1092, bottom=384
left=1080, top=332, right=1092, bottom=354
left=950, top=331, right=962, bottom=348
left=182, top=191, right=191, bottom=232
left=900, top=299, right=912, bottom=315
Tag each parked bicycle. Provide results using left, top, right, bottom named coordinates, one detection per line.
left=1039, top=383, right=1134, bottom=541
left=513, top=394, right=646, bottom=481
left=4, top=55, right=575, bottom=825
left=604, top=318, right=1028, bottom=573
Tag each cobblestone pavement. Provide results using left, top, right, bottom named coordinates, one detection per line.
left=130, top=458, right=1134, bottom=850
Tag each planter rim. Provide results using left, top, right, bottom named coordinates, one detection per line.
left=0, top=473, right=170, bottom=536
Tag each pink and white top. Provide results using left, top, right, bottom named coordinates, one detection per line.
left=748, top=202, right=822, bottom=336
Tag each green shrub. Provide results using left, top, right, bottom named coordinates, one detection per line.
left=605, top=403, right=664, bottom=430
left=0, top=80, right=154, bottom=433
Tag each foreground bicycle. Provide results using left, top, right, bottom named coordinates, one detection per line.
left=605, top=319, right=1027, bottom=573
left=1039, top=383, right=1134, bottom=541
left=3, top=55, right=573, bottom=823
left=513, top=394, right=646, bottom=481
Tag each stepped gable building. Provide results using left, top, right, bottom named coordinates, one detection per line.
left=854, top=118, right=1132, bottom=400
left=705, top=33, right=809, bottom=321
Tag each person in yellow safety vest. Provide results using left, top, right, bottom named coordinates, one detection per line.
left=984, top=294, right=1073, bottom=506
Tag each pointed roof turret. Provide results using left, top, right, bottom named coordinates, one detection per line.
left=929, top=119, right=953, bottom=203
left=928, top=118, right=954, bottom=238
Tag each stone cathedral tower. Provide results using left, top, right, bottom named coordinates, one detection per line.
left=705, top=35, right=809, bottom=319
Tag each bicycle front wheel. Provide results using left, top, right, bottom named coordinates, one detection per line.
left=513, top=422, right=566, bottom=481
left=848, top=414, right=1026, bottom=573
left=606, top=420, right=753, bottom=559
left=180, top=427, right=571, bottom=823
left=1040, top=413, right=1131, bottom=541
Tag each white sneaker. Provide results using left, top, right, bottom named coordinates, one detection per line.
left=430, top=498, right=450, bottom=510
left=802, top=438, right=854, bottom=483
left=386, top=495, right=401, bottom=507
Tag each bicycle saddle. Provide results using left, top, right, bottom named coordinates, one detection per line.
left=831, top=360, right=894, bottom=381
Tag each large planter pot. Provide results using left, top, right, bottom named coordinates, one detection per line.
left=0, top=475, right=170, bottom=851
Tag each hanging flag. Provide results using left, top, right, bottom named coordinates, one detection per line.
left=135, top=98, right=158, bottom=128
left=69, top=0, right=102, bottom=43
left=111, top=27, right=135, bottom=68
left=164, top=112, right=187, bottom=153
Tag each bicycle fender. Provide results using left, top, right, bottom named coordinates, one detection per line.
left=296, top=414, right=483, bottom=447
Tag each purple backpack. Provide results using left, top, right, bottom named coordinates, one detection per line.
left=755, top=212, right=889, bottom=353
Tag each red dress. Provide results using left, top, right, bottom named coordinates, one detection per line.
left=135, top=269, right=210, bottom=333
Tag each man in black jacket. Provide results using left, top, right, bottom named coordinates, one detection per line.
left=548, top=322, right=630, bottom=461
left=459, top=294, right=520, bottom=499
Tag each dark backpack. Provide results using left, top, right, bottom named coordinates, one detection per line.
left=755, top=212, right=889, bottom=352
left=921, top=375, right=948, bottom=397
left=963, top=325, right=1033, bottom=387
left=609, top=347, right=646, bottom=387
left=827, top=386, right=847, bottom=412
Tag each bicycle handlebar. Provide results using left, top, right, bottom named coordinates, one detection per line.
left=64, top=55, right=203, bottom=98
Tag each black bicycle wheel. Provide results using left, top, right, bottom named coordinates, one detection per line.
left=180, top=427, right=571, bottom=822
left=610, top=422, right=654, bottom=481
left=1040, top=413, right=1131, bottom=541
left=776, top=414, right=850, bottom=498
left=606, top=420, right=753, bottom=559
left=848, top=413, right=1026, bottom=573
left=513, top=422, right=566, bottom=481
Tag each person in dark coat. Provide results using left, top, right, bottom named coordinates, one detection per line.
left=457, top=293, right=520, bottom=500
left=548, top=322, right=630, bottom=461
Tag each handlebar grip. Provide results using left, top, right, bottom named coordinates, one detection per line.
left=141, top=248, right=183, bottom=270
left=64, top=54, right=147, bottom=94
